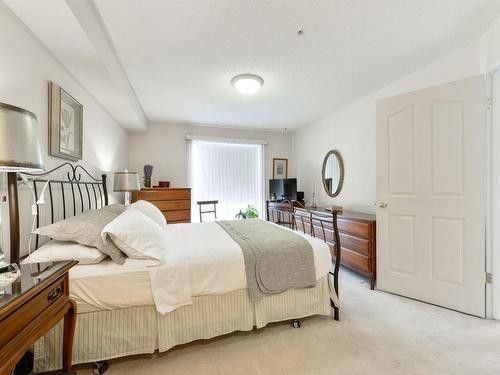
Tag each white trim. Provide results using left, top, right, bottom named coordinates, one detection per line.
left=187, top=139, right=192, bottom=188
left=186, top=134, right=268, bottom=145
left=488, top=68, right=500, bottom=319
left=486, top=72, right=493, bottom=319
left=259, top=144, right=266, bottom=218
left=177, top=121, right=291, bottom=134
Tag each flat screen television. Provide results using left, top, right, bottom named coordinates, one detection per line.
left=269, top=178, right=297, bottom=201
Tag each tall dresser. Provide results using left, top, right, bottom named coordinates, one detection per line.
left=131, top=188, right=192, bottom=224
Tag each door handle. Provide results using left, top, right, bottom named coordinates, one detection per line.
left=378, top=202, right=388, bottom=208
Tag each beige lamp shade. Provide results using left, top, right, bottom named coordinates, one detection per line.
left=113, top=171, right=140, bottom=192
left=0, top=102, right=44, bottom=172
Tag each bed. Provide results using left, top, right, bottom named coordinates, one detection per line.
left=6, top=163, right=340, bottom=373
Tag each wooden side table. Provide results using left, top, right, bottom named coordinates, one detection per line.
left=0, top=260, right=78, bottom=375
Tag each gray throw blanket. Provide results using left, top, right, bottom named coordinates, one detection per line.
left=216, top=219, right=316, bottom=302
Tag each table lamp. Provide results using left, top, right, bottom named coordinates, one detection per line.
left=113, top=170, right=140, bottom=205
left=0, top=102, right=44, bottom=266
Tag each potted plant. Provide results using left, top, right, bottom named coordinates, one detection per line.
left=235, top=205, right=259, bottom=220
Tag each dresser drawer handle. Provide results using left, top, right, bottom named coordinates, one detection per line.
left=47, top=285, right=63, bottom=303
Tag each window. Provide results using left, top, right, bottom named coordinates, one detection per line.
left=189, top=138, right=264, bottom=221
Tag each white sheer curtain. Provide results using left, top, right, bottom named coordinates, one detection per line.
left=189, top=138, right=264, bottom=222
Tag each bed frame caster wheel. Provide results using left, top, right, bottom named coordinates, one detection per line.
left=93, top=361, right=109, bottom=375
left=292, top=319, right=301, bottom=328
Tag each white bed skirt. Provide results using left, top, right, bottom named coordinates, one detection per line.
left=34, top=276, right=332, bottom=372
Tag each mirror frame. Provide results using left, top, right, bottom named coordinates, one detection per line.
left=321, top=149, right=344, bottom=197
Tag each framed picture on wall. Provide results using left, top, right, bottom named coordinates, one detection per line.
left=49, top=81, right=83, bottom=161
left=273, top=158, right=288, bottom=179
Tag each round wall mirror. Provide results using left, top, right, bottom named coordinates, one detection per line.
left=322, top=150, right=344, bottom=197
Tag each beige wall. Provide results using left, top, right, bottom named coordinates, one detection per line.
left=0, top=4, right=128, bottom=178
left=0, top=4, right=129, bottom=260
left=294, top=42, right=482, bottom=213
left=128, top=123, right=293, bottom=198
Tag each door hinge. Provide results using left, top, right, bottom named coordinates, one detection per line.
left=486, top=97, right=492, bottom=111
left=486, top=272, right=493, bottom=284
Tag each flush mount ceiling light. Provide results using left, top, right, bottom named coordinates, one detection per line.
left=231, top=74, right=264, bottom=95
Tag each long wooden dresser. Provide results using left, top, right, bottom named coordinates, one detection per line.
left=267, top=202, right=376, bottom=289
left=131, top=188, right=192, bottom=224
left=336, top=210, right=376, bottom=289
left=298, top=207, right=376, bottom=289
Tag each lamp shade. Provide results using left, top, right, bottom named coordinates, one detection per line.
left=0, top=102, right=44, bottom=172
left=113, top=171, right=140, bottom=192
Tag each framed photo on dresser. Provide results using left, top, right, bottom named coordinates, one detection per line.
left=272, top=158, right=288, bottom=179
left=49, top=81, right=83, bottom=161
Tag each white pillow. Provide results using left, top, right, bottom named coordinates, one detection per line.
left=129, top=200, right=166, bottom=227
left=23, top=240, right=107, bottom=265
left=102, top=208, right=165, bottom=261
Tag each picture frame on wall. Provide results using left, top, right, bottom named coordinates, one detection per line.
left=272, top=158, right=288, bottom=179
left=49, top=81, right=83, bottom=161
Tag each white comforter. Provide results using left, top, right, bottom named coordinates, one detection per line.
left=70, top=221, right=332, bottom=313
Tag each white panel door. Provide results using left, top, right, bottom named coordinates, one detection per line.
left=376, top=76, right=486, bottom=317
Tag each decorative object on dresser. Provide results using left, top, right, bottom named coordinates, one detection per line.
left=143, top=164, right=153, bottom=188
left=311, top=192, right=318, bottom=208
left=272, top=158, right=288, bottom=179
left=0, top=102, right=44, bottom=266
left=132, top=188, right=192, bottom=224
left=322, top=149, right=344, bottom=197
left=295, top=207, right=376, bottom=290
left=0, top=260, right=77, bottom=375
left=113, top=170, right=140, bottom=205
left=49, top=82, right=83, bottom=161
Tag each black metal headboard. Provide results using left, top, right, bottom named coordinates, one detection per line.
left=7, top=163, right=109, bottom=264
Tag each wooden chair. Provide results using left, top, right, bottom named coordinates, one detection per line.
left=197, top=200, right=218, bottom=222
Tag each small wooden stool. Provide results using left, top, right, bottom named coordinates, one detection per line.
left=197, top=200, right=218, bottom=222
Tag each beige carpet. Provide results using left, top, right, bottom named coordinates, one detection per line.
left=78, top=269, right=500, bottom=375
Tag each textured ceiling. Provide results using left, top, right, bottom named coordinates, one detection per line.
left=94, top=0, right=500, bottom=130
left=6, top=0, right=500, bottom=132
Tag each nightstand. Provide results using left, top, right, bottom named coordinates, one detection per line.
left=0, top=260, right=78, bottom=375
